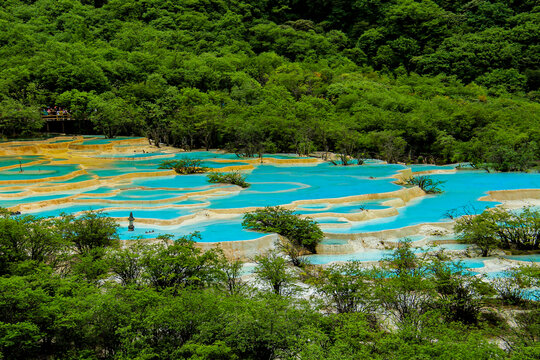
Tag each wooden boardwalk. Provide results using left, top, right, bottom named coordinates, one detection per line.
left=42, top=114, right=73, bottom=122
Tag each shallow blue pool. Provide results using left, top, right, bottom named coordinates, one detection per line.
left=0, top=150, right=537, bottom=244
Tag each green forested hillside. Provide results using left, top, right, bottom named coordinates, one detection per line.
left=0, top=0, right=539, bottom=168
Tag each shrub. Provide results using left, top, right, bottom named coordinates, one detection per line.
left=404, top=175, right=445, bottom=193
left=159, top=159, right=209, bottom=174
left=207, top=172, right=250, bottom=188
left=455, top=207, right=540, bottom=255
left=242, top=206, right=323, bottom=256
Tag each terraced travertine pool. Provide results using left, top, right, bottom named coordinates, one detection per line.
left=1, top=136, right=539, bottom=266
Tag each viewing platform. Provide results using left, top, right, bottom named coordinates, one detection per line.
left=41, top=114, right=74, bottom=122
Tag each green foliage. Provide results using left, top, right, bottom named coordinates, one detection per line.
left=456, top=207, right=540, bottom=255
left=0, top=210, right=537, bottom=359
left=1, top=0, right=540, bottom=357
left=404, top=175, right=446, bottom=194
left=253, top=250, right=295, bottom=296
left=0, top=99, right=42, bottom=138
left=207, top=171, right=250, bottom=188
left=455, top=209, right=501, bottom=257
left=242, top=206, right=323, bottom=254
left=309, top=262, right=377, bottom=314
left=378, top=241, right=434, bottom=326
left=57, top=210, right=119, bottom=256
left=141, top=233, right=223, bottom=291
left=0, top=211, right=66, bottom=275
left=0, top=0, right=537, bottom=168
left=429, top=259, right=487, bottom=325
left=159, top=158, right=210, bottom=174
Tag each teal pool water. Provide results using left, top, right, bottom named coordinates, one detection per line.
left=504, top=254, right=540, bottom=262
left=305, top=249, right=394, bottom=264
left=320, top=239, right=348, bottom=245
left=0, top=163, right=80, bottom=180
left=99, top=152, right=169, bottom=159
left=0, top=155, right=42, bottom=168
left=297, top=203, right=330, bottom=210
left=80, top=137, right=141, bottom=145
left=434, top=243, right=470, bottom=251
left=118, top=218, right=268, bottom=242
left=0, top=150, right=537, bottom=245
left=0, top=194, right=75, bottom=208
left=107, top=208, right=195, bottom=220
left=48, top=174, right=95, bottom=184
left=28, top=204, right=112, bottom=217
left=328, top=200, right=390, bottom=213
left=81, top=139, right=114, bottom=145
left=316, top=218, right=349, bottom=225
left=386, top=235, right=425, bottom=243
left=409, top=164, right=455, bottom=172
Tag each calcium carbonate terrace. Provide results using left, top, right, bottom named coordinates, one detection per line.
left=1, top=136, right=539, bottom=270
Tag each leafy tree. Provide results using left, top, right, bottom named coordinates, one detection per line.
left=309, top=262, right=378, bottom=314
left=377, top=241, right=434, bottom=328
left=242, top=206, right=323, bottom=257
left=0, top=99, right=42, bottom=138
left=0, top=210, right=66, bottom=275
left=456, top=207, right=540, bottom=255
left=57, top=210, right=119, bottom=257
left=107, top=241, right=147, bottom=286
left=429, top=258, right=487, bottom=324
left=455, top=210, right=500, bottom=257
left=217, top=257, right=246, bottom=296
left=141, top=233, right=223, bottom=291
left=253, top=250, right=295, bottom=296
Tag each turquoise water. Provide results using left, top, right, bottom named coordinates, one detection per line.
left=320, top=239, right=348, bottom=245
left=81, top=139, right=114, bottom=145
left=48, top=174, right=95, bottom=184
left=504, top=254, right=540, bottom=262
left=88, top=168, right=171, bottom=178
left=386, top=235, right=425, bottom=243
left=316, top=218, right=349, bottom=224
left=456, top=259, right=486, bottom=269
left=80, top=136, right=140, bottom=145
left=118, top=218, right=268, bottom=242
left=0, top=194, right=75, bottom=208
left=328, top=200, right=390, bottom=213
left=297, top=203, right=330, bottom=210
left=131, top=175, right=210, bottom=188
left=305, top=249, right=393, bottom=264
left=99, top=152, right=170, bottom=159
left=0, top=150, right=538, bottom=245
left=28, top=204, right=112, bottom=217
left=328, top=171, right=539, bottom=233
left=207, top=163, right=402, bottom=210
left=409, top=164, right=455, bottom=172
left=49, top=139, right=75, bottom=143
left=434, top=243, right=470, bottom=251
left=106, top=208, right=196, bottom=220
left=0, top=163, right=80, bottom=180
left=0, top=156, right=42, bottom=167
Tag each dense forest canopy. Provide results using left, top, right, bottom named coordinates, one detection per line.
left=1, top=209, right=539, bottom=359
left=0, top=0, right=539, bottom=167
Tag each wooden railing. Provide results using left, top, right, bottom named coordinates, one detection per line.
left=42, top=114, right=73, bottom=122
